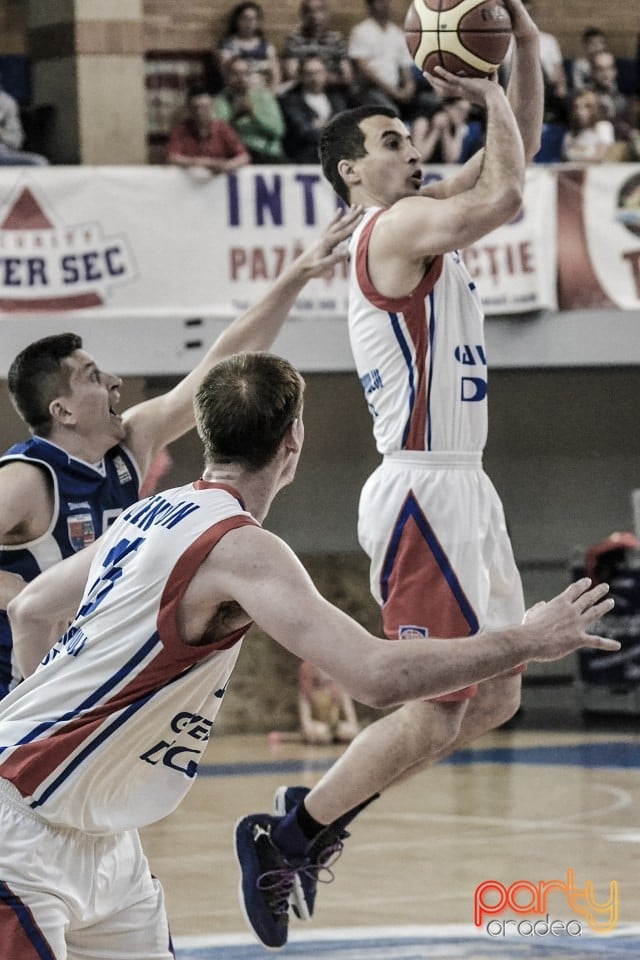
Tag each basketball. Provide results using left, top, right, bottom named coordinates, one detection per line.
left=404, top=0, right=513, bottom=79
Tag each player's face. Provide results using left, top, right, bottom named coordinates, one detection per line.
left=353, top=115, right=423, bottom=206
left=61, top=350, right=125, bottom=447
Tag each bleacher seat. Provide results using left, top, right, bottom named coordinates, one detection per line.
left=460, top=120, right=484, bottom=163
left=0, top=54, right=31, bottom=105
left=533, top=123, right=566, bottom=164
left=616, top=57, right=639, bottom=96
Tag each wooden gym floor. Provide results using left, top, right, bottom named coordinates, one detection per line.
left=140, top=710, right=640, bottom=959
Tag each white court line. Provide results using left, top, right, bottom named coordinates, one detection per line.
left=173, top=922, right=640, bottom=948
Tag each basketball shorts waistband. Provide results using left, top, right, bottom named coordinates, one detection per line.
left=383, top=451, right=483, bottom=469
left=0, top=776, right=78, bottom=834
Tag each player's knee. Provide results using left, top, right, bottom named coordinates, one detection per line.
left=488, top=677, right=522, bottom=728
left=403, top=699, right=466, bottom=752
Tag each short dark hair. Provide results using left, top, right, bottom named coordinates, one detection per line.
left=187, top=81, right=211, bottom=101
left=224, top=2, right=265, bottom=39
left=7, top=332, right=83, bottom=436
left=319, top=105, right=398, bottom=203
left=195, top=352, right=304, bottom=472
left=582, top=26, right=606, bottom=43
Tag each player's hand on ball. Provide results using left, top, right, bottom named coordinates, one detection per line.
left=425, top=64, right=500, bottom=106
left=501, top=0, right=539, bottom=40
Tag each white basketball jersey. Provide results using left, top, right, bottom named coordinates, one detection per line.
left=0, top=481, right=257, bottom=834
left=348, top=207, right=488, bottom=454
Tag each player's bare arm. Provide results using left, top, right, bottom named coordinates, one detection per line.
left=421, top=0, right=542, bottom=205
left=503, top=0, right=543, bottom=160
left=369, top=81, right=524, bottom=297
left=0, top=462, right=51, bottom=606
left=121, top=206, right=363, bottom=477
left=7, top=539, right=99, bottom=678
left=0, top=460, right=53, bottom=545
left=186, top=526, right=619, bottom=709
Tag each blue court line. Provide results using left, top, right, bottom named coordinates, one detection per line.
left=199, top=740, right=640, bottom=779
left=446, top=741, right=640, bottom=769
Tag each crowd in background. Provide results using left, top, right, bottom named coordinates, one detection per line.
left=163, top=0, right=639, bottom=173
left=1, top=0, right=639, bottom=169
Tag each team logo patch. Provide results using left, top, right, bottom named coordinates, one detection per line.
left=398, top=624, right=429, bottom=639
left=67, top=512, right=96, bottom=551
left=114, top=455, right=133, bottom=485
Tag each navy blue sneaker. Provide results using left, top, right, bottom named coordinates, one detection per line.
left=273, top=785, right=348, bottom=921
left=234, top=813, right=300, bottom=949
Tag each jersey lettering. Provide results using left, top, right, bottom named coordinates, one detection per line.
left=461, top=377, right=488, bottom=402
left=78, top=536, right=145, bottom=618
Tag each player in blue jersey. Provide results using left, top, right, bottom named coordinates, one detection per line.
left=0, top=205, right=363, bottom=698
left=4, top=351, right=616, bottom=955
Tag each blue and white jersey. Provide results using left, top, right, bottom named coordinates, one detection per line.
left=0, top=437, right=141, bottom=693
left=0, top=480, right=257, bottom=834
left=348, top=207, right=488, bottom=455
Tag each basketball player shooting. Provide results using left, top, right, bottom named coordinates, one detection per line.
left=236, top=0, right=549, bottom=943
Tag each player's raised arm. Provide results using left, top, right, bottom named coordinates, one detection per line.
left=503, top=0, right=544, bottom=161
left=374, top=74, right=524, bottom=274
left=121, top=205, right=363, bottom=477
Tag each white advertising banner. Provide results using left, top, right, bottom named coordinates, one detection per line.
left=0, top=164, right=563, bottom=374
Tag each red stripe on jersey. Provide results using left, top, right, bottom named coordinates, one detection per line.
left=355, top=210, right=444, bottom=311
left=158, top=514, right=257, bottom=657
left=355, top=212, right=444, bottom=450
left=0, top=514, right=257, bottom=798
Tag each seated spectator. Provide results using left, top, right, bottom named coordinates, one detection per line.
left=562, top=90, right=615, bottom=163
left=268, top=661, right=360, bottom=746
left=0, top=79, right=48, bottom=166
left=214, top=55, right=286, bottom=163
left=412, top=99, right=472, bottom=164
left=571, top=27, right=608, bottom=92
left=166, top=84, right=250, bottom=173
left=279, top=55, right=349, bottom=163
left=216, top=1, right=281, bottom=93
left=348, top=0, right=417, bottom=121
left=280, top=0, right=355, bottom=102
left=588, top=49, right=639, bottom=157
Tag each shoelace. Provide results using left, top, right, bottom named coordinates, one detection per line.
left=256, top=865, right=297, bottom=918
left=303, top=832, right=346, bottom=885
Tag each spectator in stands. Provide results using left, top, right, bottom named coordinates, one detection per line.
left=588, top=49, right=639, bottom=157
left=280, top=0, right=355, bottom=103
left=268, top=661, right=360, bottom=746
left=279, top=55, right=349, bottom=163
left=571, top=27, right=608, bottom=92
left=297, top=661, right=360, bottom=745
left=348, top=0, right=417, bottom=121
left=412, top=99, right=472, bottom=164
left=562, top=89, right=615, bottom=163
left=216, top=1, right=281, bottom=93
left=214, top=55, right=286, bottom=163
left=166, top=84, right=250, bottom=173
left=0, top=80, right=48, bottom=166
